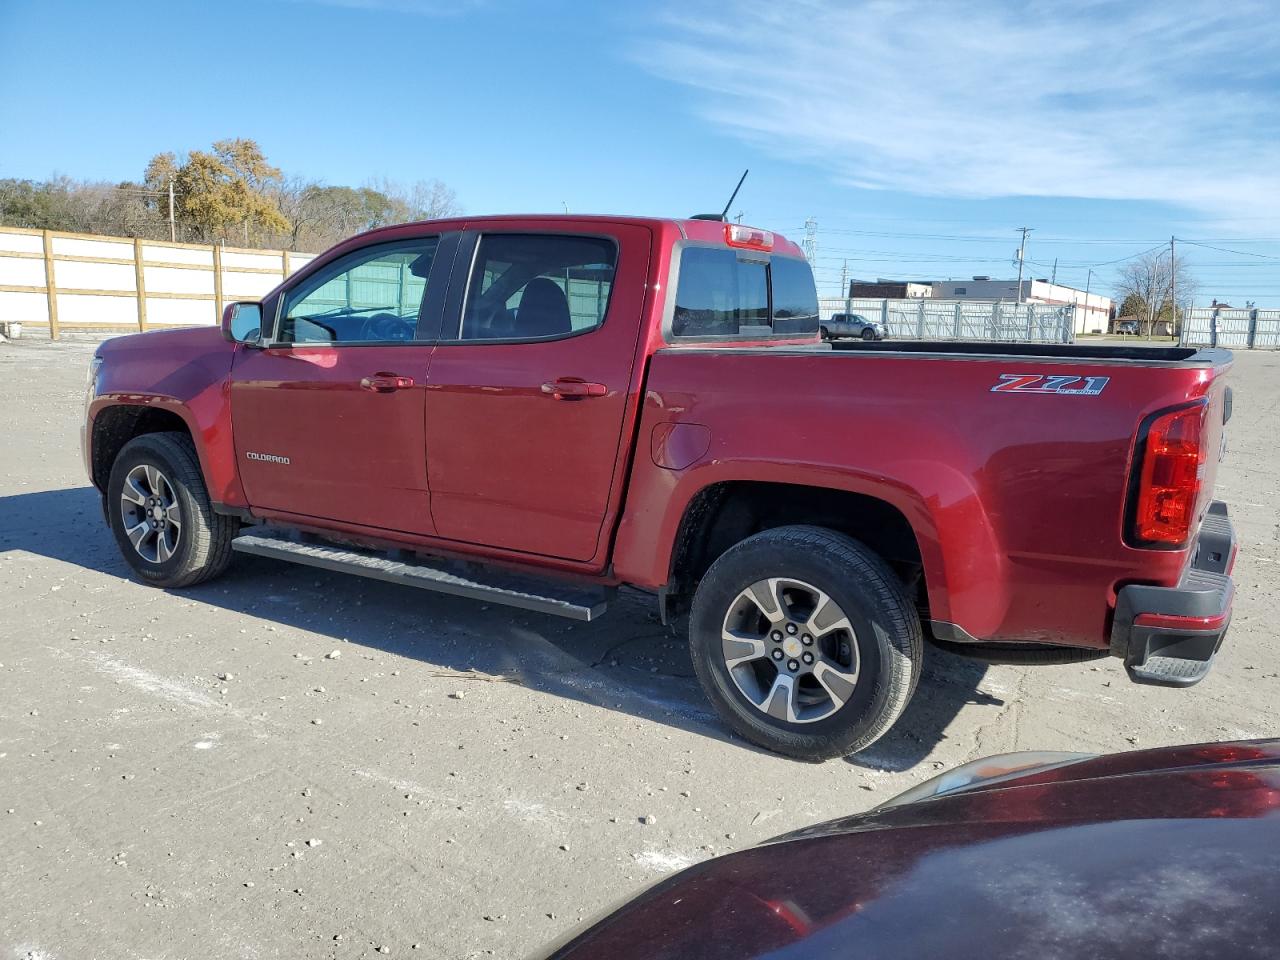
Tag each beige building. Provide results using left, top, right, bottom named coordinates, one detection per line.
left=930, top=277, right=1112, bottom=334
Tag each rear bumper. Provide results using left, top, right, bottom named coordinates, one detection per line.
left=1110, top=501, right=1237, bottom=687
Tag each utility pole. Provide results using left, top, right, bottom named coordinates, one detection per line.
left=734, top=211, right=744, bottom=224
left=1015, top=227, right=1032, bottom=303
left=802, top=217, right=818, bottom=263
left=1081, top=267, right=1093, bottom=334
left=1169, top=235, right=1177, bottom=341
left=1051, top=257, right=1058, bottom=285
left=168, top=178, right=176, bottom=243
left=840, top=259, right=849, bottom=298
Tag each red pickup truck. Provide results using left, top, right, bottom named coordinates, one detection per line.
left=83, top=214, right=1238, bottom=760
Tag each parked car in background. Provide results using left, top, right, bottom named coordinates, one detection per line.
left=536, top=739, right=1280, bottom=960
left=821, top=312, right=887, bottom=340
left=84, top=213, right=1238, bottom=762
left=1116, top=318, right=1140, bottom=335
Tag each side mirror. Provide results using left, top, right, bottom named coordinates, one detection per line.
left=222, top=302, right=263, bottom=344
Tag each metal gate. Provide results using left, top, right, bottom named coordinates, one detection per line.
left=819, top=298, right=1073, bottom=344
left=1181, top=307, right=1280, bottom=349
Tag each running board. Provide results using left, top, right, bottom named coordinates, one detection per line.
left=231, top=531, right=611, bottom=621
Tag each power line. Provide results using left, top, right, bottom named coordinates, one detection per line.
left=1179, top=239, right=1280, bottom=260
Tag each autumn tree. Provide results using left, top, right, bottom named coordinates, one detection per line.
left=3, top=141, right=460, bottom=251
left=1116, top=292, right=1145, bottom=321
left=145, top=139, right=289, bottom=244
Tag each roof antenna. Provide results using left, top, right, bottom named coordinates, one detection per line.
left=692, top=169, right=749, bottom=222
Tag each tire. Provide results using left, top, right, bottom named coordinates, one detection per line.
left=106, top=431, right=238, bottom=588
left=861, top=327, right=876, bottom=341
left=689, top=525, right=922, bottom=761
left=819, top=326, right=830, bottom=340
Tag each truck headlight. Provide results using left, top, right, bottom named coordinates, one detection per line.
left=85, top=355, right=103, bottom=409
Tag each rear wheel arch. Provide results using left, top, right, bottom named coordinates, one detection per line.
left=664, top=480, right=931, bottom=617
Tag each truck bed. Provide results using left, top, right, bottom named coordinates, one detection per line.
left=617, top=341, right=1233, bottom=649
left=825, top=340, right=1223, bottom=365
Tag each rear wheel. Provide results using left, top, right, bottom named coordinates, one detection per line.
left=106, top=432, right=237, bottom=588
left=689, top=526, right=922, bottom=761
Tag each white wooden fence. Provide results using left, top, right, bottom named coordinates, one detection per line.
left=0, top=226, right=317, bottom=338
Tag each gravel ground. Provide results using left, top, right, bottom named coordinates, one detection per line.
left=2, top=336, right=1277, bottom=960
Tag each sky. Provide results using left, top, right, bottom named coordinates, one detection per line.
left=3, top=0, right=1280, bottom=304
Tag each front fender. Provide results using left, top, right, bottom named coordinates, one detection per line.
left=88, top=328, right=245, bottom=508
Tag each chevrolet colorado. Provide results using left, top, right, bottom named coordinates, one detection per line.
left=83, top=214, right=1238, bottom=760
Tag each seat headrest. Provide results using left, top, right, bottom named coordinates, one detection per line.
left=517, top=278, right=571, bottom=338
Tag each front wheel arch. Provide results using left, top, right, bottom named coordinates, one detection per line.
left=91, top=403, right=193, bottom=492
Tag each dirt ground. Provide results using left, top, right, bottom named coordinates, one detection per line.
left=2, top=336, right=1277, bottom=960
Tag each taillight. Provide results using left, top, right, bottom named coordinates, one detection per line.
left=724, top=223, right=773, bottom=251
left=1130, top=401, right=1208, bottom=547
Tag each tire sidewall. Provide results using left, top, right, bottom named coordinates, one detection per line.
left=690, top=535, right=906, bottom=757
left=106, top=438, right=203, bottom=585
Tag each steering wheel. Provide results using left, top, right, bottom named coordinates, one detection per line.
left=360, top=312, right=415, bottom=342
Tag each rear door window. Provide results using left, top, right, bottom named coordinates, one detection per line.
left=458, top=234, right=617, bottom=341
left=671, top=247, right=817, bottom=338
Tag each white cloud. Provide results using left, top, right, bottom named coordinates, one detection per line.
left=640, top=0, right=1280, bottom=222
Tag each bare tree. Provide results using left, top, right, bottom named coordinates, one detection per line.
left=1115, top=250, right=1197, bottom=336
left=366, top=176, right=461, bottom=222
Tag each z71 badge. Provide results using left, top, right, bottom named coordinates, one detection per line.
left=990, top=373, right=1110, bottom=396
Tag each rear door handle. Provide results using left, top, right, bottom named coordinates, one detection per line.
left=541, top=379, right=608, bottom=400
left=360, top=373, right=415, bottom=392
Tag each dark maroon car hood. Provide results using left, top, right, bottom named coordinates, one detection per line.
left=547, top=740, right=1280, bottom=960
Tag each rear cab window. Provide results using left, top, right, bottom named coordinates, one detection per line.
left=669, top=245, right=818, bottom=340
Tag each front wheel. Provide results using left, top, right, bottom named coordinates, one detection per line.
left=861, top=327, right=877, bottom=341
left=106, top=432, right=238, bottom=588
left=689, top=526, right=922, bottom=761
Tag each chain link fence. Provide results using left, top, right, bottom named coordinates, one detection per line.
left=819, top=297, right=1074, bottom=344
left=1180, top=307, right=1280, bottom=349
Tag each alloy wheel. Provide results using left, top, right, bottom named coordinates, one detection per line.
left=720, top=577, right=860, bottom=723
left=119, top=464, right=182, bottom=564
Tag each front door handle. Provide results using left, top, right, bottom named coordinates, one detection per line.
left=541, top=379, right=608, bottom=400
left=360, top=373, right=415, bottom=392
